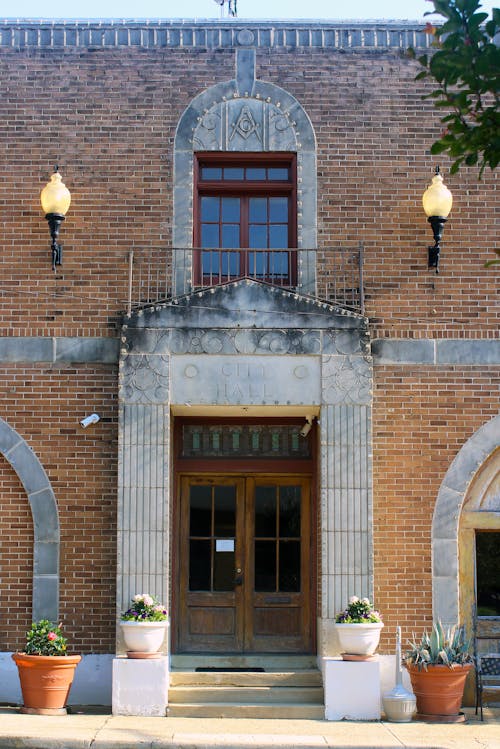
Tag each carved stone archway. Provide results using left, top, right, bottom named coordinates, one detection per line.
left=432, top=414, right=500, bottom=626
left=0, top=417, right=59, bottom=621
left=173, top=43, right=317, bottom=296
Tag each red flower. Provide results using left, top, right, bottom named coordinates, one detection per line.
left=47, top=631, right=57, bottom=641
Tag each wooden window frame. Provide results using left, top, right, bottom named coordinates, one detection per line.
left=193, top=152, right=297, bottom=286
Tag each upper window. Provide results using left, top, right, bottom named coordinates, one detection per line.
left=194, top=153, right=297, bottom=286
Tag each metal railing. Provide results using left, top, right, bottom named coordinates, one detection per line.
left=126, top=246, right=364, bottom=315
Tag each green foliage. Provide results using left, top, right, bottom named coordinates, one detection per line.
left=335, top=595, right=383, bottom=623
left=24, top=620, right=68, bottom=656
left=410, top=0, right=500, bottom=175
left=121, top=593, right=168, bottom=621
left=405, top=621, right=473, bottom=671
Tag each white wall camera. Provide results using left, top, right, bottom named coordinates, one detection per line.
left=80, top=413, right=100, bottom=428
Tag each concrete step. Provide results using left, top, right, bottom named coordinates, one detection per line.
left=170, top=669, right=322, bottom=687
left=170, top=654, right=317, bottom=670
left=169, top=685, right=323, bottom=704
left=166, top=702, right=325, bottom=719
left=167, top=663, right=324, bottom=720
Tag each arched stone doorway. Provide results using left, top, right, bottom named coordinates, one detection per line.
left=432, top=414, right=500, bottom=627
left=0, top=417, right=59, bottom=621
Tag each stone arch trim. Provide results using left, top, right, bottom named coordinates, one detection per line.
left=173, top=47, right=317, bottom=296
left=0, top=417, right=59, bottom=622
left=432, top=414, right=500, bottom=626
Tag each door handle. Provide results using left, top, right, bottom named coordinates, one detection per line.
left=234, top=568, right=243, bottom=586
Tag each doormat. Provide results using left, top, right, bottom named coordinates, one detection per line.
left=195, top=667, right=265, bottom=672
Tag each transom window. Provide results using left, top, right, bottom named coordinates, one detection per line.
left=194, top=153, right=297, bottom=286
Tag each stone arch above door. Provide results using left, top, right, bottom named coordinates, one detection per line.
left=432, top=414, right=500, bottom=626
left=0, top=417, right=59, bottom=621
left=173, top=46, right=317, bottom=295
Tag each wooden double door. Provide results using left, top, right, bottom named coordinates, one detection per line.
left=177, top=475, right=312, bottom=653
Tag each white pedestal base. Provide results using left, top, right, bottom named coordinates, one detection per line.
left=324, top=657, right=381, bottom=721
left=112, top=656, right=169, bottom=716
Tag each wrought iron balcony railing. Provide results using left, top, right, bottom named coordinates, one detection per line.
left=126, top=246, right=364, bottom=315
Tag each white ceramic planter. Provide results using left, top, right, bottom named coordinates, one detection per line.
left=120, top=620, right=169, bottom=657
left=335, top=622, right=384, bottom=656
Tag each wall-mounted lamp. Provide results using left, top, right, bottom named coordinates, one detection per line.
left=300, top=415, right=314, bottom=438
left=40, top=166, right=71, bottom=271
left=422, top=166, right=453, bottom=274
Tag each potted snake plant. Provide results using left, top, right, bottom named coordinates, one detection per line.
left=405, top=620, right=473, bottom=720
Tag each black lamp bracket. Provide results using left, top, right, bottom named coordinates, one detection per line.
left=45, top=212, right=65, bottom=271
left=427, top=215, right=447, bottom=274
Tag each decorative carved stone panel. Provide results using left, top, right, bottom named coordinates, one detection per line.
left=321, top=355, right=372, bottom=405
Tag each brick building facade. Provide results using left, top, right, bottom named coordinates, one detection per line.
left=0, top=18, right=498, bottom=707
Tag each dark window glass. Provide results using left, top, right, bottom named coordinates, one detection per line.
left=201, top=225, right=219, bottom=249
left=255, top=486, right=277, bottom=537
left=189, top=539, right=211, bottom=590
left=279, top=486, right=301, bottom=537
left=279, top=540, right=301, bottom=592
left=476, top=531, right=500, bottom=616
left=190, top=485, right=212, bottom=536
left=221, top=197, right=240, bottom=222
left=249, top=197, right=268, bottom=223
left=255, top=540, right=276, bottom=591
left=214, top=485, right=236, bottom=537
left=221, top=225, right=240, bottom=248
left=269, top=225, right=288, bottom=249
left=214, top=548, right=235, bottom=591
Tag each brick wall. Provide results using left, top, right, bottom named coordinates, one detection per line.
left=0, top=364, right=117, bottom=653
left=0, top=46, right=497, bottom=337
left=373, top=366, right=499, bottom=649
left=0, top=35, right=497, bottom=654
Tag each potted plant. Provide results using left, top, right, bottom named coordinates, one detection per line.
left=120, top=593, right=168, bottom=658
left=405, top=621, right=474, bottom=721
left=334, top=596, right=384, bottom=658
left=12, top=620, right=81, bottom=715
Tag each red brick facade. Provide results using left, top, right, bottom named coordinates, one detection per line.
left=0, top=21, right=498, bottom=664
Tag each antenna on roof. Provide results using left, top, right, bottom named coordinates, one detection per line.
left=213, top=0, right=237, bottom=17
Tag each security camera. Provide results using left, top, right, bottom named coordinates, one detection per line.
left=300, top=415, right=314, bottom=438
left=80, top=413, right=100, bottom=428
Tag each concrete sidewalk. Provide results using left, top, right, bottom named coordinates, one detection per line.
left=0, top=706, right=499, bottom=749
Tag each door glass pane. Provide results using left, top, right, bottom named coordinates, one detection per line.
left=221, top=197, right=240, bottom=222
left=249, top=225, right=267, bottom=249
left=476, top=531, right=500, bottom=616
left=255, top=540, right=276, bottom=591
left=279, top=486, right=301, bottom=537
left=201, top=225, right=219, bottom=249
left=269, top=225, right=288, bottom=249
left=249, top=197, right=268, bottom=222
left=221, top=224, right=240, bottom=248
left=220, top=251, right=240, bottom=276
left=279, top=540, right=300, bottom=592
left=200, top=196, right=220, bottom=221
left=214, top=548, right=235, bottom=591
left=269, top=251, right=289, bottom=277
left=214, top=485, right=236, bottom=537
left=189, top=539, right=211, bottom=590
left=269, top=197, right=288, bottom=221
left=190, top=485, right=212, bottom=536
left=255, top=485, right=277, bottom=537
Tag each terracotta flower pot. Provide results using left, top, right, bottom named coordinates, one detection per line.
left=406, top=663, right=473, bottom=718
left=12, top=653, right=81, bottom=715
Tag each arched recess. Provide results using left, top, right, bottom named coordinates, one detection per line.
left=0, top=417, right=59, bottom=622
left=432, top=414, right=500, bottom=626
left=173, top=45, right=317, bottom=296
